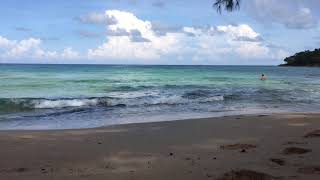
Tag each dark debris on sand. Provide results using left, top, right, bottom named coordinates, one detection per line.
left=282, top=147, right=311, bottom=155
left=270, top=158, right=285, bottom=166
left=215, top=169, right=278, bottom=180
left=16, top=168, right=28, bottom=173
left=220, top=144, right=257, bottom=150
left=240, top=149, right=247, bottom=153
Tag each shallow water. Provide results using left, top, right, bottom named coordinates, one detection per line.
left=1, top=64, right=320, bottom=130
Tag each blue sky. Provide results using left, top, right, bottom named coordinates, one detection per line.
left=0, top=0, right=319, bottom=65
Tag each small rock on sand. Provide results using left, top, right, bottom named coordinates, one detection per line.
left=41, top=168, right=48, bottom=174
left=240, top=149, right=246, bottom=153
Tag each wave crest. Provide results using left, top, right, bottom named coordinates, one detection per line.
left=32, top=99, right=100, bottom=109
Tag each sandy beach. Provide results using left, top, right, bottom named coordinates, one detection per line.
left=0, top=113, right=320, bottom=180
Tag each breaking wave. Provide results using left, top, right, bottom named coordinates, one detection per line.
left=0, top=93, right=225, bottom=113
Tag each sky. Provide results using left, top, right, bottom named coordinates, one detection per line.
left=0, top=0, right=319, bottom=65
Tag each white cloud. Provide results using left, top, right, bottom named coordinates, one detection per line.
left=216, top=24, right=259, bottom=40
left=88, top=10, right=287, bottom=64
left=76, top=12, right=117, bottom=25
left=248, top=0, right=318, bottom=29
left=285, top=8, right=316, bottom=29
left=6, top=38, right=42, bottom=58
left=1, top=10, right=289, bottom=65
left=0, top=37, right=54, bottom=59
left=234, top=43, right=269, bottom=58
left=0, top=36, right=16, bottom=48
left=0, top=36, right=80, bottom=62
left=88, top=10, right=182, bottom=63
left=61, top=47, right=80, bottom=60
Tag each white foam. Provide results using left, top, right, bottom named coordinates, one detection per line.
left=201, top=96, right=224, bottom=102
left=27, top=94, right=225, bottom=109
left=32, top=99, right=99, bottom=109
left=107, top=91, right=159, bottom=99
left=150, top=95, right=186, bottom=105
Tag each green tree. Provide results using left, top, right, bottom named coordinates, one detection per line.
left=213, top=0, right=241, bottom=13
left=281, top=49, right=320, bottom=66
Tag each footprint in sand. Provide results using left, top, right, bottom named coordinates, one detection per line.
left=304, top=129, right=320, bottom=138
left=215, top=169, right=278, bottom=180
left=270, top=158, right=285, bottom=166
left=282, top=147, right=311, bottom=155
left=298, top=166, right=320, bottom=174
left=283, top=141, right=307, bottom=145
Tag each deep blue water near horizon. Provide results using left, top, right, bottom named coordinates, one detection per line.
left=1, top=64, right=320, bottom=130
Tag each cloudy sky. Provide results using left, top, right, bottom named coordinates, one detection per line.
left=0, top=0, right=319, bottom=65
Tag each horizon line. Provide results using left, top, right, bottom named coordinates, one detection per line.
left=0, top=63, right=279, bottom=66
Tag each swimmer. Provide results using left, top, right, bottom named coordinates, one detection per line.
left=260, top=74, right=267, bottom=81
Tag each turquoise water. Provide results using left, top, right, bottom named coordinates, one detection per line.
left=1, top=64, right=320, bottom=130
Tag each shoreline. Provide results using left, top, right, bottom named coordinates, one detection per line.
left=1, top=111, right=316, bottom=131
left=0, top=113, right=320, bottom=179
left=0, top=111, right=318, bottom=132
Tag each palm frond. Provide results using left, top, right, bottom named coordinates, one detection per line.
left=213, top=0, right=241, bottom=13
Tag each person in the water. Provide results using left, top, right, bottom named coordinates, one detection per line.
left=260, top=74, right=267, bottom=81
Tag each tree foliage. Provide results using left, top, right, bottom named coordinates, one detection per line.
left=281, top=49, right=320, bottom=66
left=213, top=0, right=241, bottom=13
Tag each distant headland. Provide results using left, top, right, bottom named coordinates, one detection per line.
left=280, top=48, right=320, bottom=66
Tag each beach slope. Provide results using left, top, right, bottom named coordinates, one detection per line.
left=0, top=113, right=320, bottom=180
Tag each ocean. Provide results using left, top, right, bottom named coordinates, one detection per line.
left=1, top=64, right=320, bottom=130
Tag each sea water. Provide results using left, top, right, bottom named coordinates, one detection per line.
left=1, top=64, right=320, bottom=130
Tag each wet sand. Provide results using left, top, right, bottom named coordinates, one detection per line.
left=0, top=113, right=320, bottom=180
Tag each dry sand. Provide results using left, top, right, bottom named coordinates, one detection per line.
left=0, top=113, right=320, bottom=180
